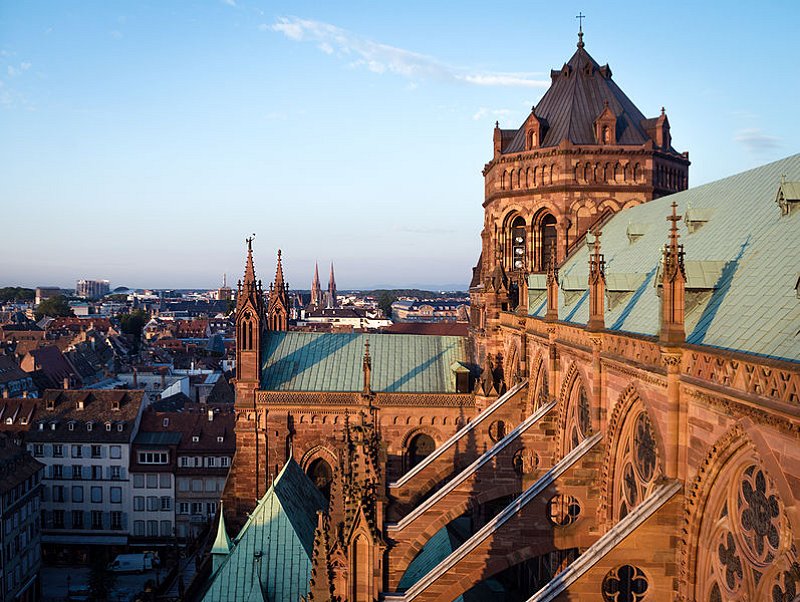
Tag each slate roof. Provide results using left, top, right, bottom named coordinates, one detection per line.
left=201, top=459, right=326, bottom=602
left=502, top=37, right=673, bottom=152
left=530, top=154, right=800, bottom=362
left=261, top=332, right=468, bottom=393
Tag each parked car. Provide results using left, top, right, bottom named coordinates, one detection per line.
left=106, top=552, right=157, bottom=573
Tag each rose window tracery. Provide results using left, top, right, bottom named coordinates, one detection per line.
left=739, top=466, right=781, bottom=564
left=695, top=453, right=796, bottom=601
left=602, top=564, right=648, bottom=602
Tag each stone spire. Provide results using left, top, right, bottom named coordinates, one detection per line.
left=362, top=339, right=372, bottom=396
left=311, top=262, right=322, bottom=307
left=660, top=201, right=686, bottom=344
left=327, top=263, right=337, bottom=308
left=267, top=249, right=290, bottom=332
left=545, top=243, right=559, bottom=322
left=587, top=230, right=606, bottom=331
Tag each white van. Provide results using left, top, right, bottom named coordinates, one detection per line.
left=107, top=552, right=157, bottom=573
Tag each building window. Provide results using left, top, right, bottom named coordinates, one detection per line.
left=52, top=444, right=63, bottom=458
left=134, top=520, right=145, bottom=536
left=91, top=445, right=102, bottom=458
left=110, top=487, right=122, bottom=504
left=91, top=511, right=103, bottom=530
left=91, top=465, right=102, bottom=480
left=159, top=473, right=170, bottom=488
left=72, top=465, right=82, bottom=480
left=110, top=445, right=121, bottom=459
left=191, top=502, right=202, bottom=515
left=178, top=502, right=189, bottom=515
left=138, top=451, right=169, bottom=465
left=134, top=496, right=145, bottom=511
left=179, top=457, right=189, bottom=468
left=510, top=215, right=526, bottom=271
left=110, top=465, right=121, bottom=480
left=160, top=520, right=171, bottom=537
left=52, top=465, right=63, bottom=479
left=147, top=520, right=158, bottom=537
left=133, top=474, right=145, bottom=488
left=33, top=444, right=43, bottom=458
left=71, top=445, right=82, bottom=458
left=91, top=487, right=102, bottom=504
left=191, top=480, right=202, bottom=493
left=146, top=474, right=158, bottom=488
left=206, top=502, right=217, bottom=517
left=105, top=422, right=111, bottom=432
left=52, top=486, right=65, bottom=503
left=207, top=457, right=216, bottom=468
left=110, top=512, right=122, bottom=531
left=72, top=510, right=84, bottom=530
left=52, top=510, right=65, bottom=529
left=71, top=486, right=83, bottom=503
left=160, top=497, right=171, bottom=511
left=147, top=497, right=158, bottom=512
left=177, top=478, right=189, bottom=492
left=221, top=456, right=230, bottom=468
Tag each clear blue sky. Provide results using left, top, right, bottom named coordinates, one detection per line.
left=1, top=1, right=797, bottom=290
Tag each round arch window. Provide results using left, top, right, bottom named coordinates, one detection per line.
left=306, top=457, right=333, bottom=500
left=407, top=433, right=436, bottom=469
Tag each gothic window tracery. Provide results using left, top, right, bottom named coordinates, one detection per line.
left=614, top=410, right=660, bottom=521
left=695, top=450, right=798, bottom=601
left=564, top=377, right=591, bottom=453
left=510, top=216, right=526, bottom=271
left=547, top=494, right=581, bottom=526
left=602, top=565, right=649, bottom=602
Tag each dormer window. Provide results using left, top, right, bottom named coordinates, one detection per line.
left=192, top=436, right=199, bottom=443
left=105, top=422, right=112, bottom=432
left=776, top=178, right=800, bottom=216
left=50, top=422, right=57, bottom=431
left=163, top=418, right=169, bottom=427
left=5, top=417, right=12, bottom=425
left=117, top=423, right=123, bottom=432
left=38, top=423, right=44, bottom=431
left=87, top=422, right=93, bottom=432
left=76, top=400, right=85, bottom=411
left=46, top=399, right=55, bottom=411
left=111, top=399, right=121, bottom=411
left=216, top=436, right=224, bottom=443
left=68, top=422, right=75, bottom=431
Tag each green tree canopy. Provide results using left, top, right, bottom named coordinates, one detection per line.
left=34, top=295, right=74, bottom=320
left=0, top=287, right=35, bottom=303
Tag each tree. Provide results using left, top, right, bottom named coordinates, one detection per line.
left=34, top=295, right=74, bottom=320
left=0, top=287, right=35, bottom=302
left=376, top=291, right=398, bottom=318
left=120, top=309, right=148, bottom=352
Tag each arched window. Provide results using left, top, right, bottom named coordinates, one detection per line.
left=511, top=216, right=526, bottom=271
left=306, top=457, right=333, bottom=499
left=602, top=125, right=610, bottom=144
left=407, top=433, right=435, bottom=469
left=540, top=214, right=557, bottom=269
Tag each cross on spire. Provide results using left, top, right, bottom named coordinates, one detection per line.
left=576, top=12, right=586, bottom=48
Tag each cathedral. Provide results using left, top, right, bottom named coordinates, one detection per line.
left=205, top=32, right=800, bottom=602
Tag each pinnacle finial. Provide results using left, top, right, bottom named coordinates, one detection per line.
left=576, top=12, right=586, bottom=48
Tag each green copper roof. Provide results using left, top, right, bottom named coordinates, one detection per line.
left=261, top=332, right=468, bottom=393
left=530, top=154, right=800, bottom=362
left=211, top=505, right=232, bottom=556
left=201, top=459, right=327, bottom=602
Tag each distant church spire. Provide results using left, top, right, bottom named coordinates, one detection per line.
left=327, top=262, right=337, bottom=308
left=576, top=12, right=585, bottom=49
left=311, top=262, right=322, bottom=308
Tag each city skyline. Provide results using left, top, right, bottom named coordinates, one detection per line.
left=2, top=1, right=798, bottom=289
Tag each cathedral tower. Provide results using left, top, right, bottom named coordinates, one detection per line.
left=470, top=30, right=690, bottom=365
left=327, top=262, right=337, bottom=308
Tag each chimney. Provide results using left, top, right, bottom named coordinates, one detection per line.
left=132, top=368, right=138, bottom=388
left=208, top=409, right=214, bottom=422
left=2, top=389, right=8, bottom=399
left=63, top=376, right=70, bottom=390
left=22, top=391, right=28, bottom=399
left=160, top=371, right=166, bottom=389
